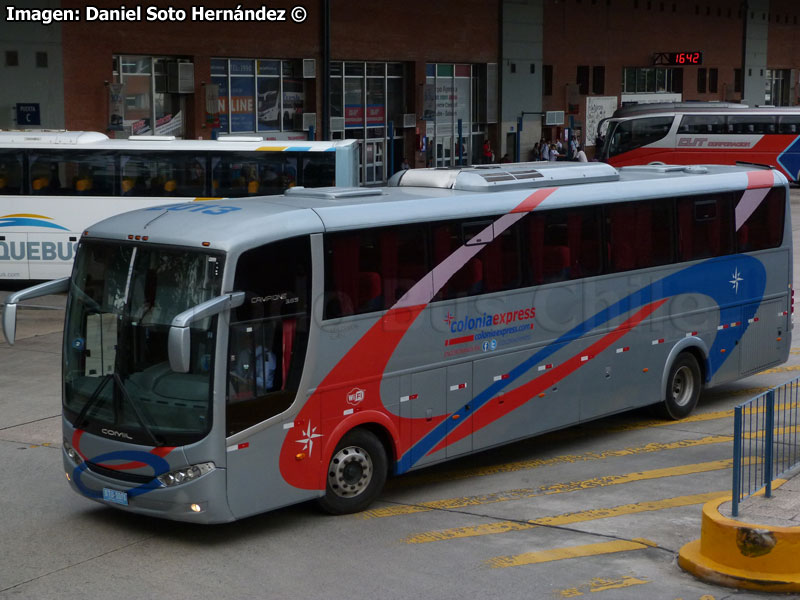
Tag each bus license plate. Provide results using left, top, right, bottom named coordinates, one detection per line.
left=102, top=488, right=129, bottom=506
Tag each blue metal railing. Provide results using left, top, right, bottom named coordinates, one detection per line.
left=731, top=375, right=800, bottom=516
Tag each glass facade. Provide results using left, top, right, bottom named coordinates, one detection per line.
left=329, top=61, right=406, bottom=184
left=622, top=67, right=680, bottom=94
left=424, top=63, right=486, bottom=167
left=765, top=69, right=790, bottom=106
left=113, top=55, right=188, bottom=137
left=211, top=58, right=310, bottom=135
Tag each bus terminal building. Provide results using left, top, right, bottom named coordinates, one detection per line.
left=2, top=0, right=800, bottom=181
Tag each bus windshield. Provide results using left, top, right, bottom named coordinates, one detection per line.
left=63, top=241, right=224, bottom=447
left=605, top=116, right=674, bottom=158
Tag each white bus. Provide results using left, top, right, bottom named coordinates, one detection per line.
left=0, top=131, right=358, bottom=281
left=3, top=161, right=791, bottom=522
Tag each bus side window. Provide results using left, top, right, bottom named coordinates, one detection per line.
left=778, top=116, right=800, bottom=134
left=483, top=222, right=523, bottom=293
left=302, top=155, right=336, bottom=188
left=0, top=151, right=23, bottom=194
left=678, top=194, right=734, bottom=261
left=605, top=200, right=674, bottom=273
left=682, top=115, right=725, bottom=135
left=432, top=220, right=489, bottom=300
left=540, top=212, right=571, bottom=283
left=527, top=208, right=601, bottom=285
left=736, top=187, right=785, bottom=252
left=729, top=116, right=777, bottom=135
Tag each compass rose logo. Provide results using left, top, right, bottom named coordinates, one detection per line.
left=444, top=311, right=455, bottom=326
left=729, top=267, right=744, bottom=294
left=295, top=422, right=323, bottom=456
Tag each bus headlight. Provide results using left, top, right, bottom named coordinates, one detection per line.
left=157, top=462, right=215, bottom=487
left=63, top=440, right=82, bottom=466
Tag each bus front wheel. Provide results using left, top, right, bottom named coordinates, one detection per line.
left=318, top=428, right=387, bottom=515
left=659, top=352, right=702, bottom=420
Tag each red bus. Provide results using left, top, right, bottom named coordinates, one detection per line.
left=597, top=102, right=800, bottom=182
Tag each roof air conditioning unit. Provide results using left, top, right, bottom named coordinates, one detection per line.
left=167, top=62, right=194, bottom=94
left=303, top=59, right=316, bottom=78
left=545, top=110, right=565, bottom=125
left=402, top=113, right=416, bottom=128
left=330, top=116, right=345, bottom=132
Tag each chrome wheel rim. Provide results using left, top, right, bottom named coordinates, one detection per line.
left=671, top=365, right=695, bottom=407
left=328, top=446, right=373, bottom=498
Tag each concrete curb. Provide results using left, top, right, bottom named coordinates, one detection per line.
left=678, top=483, right=800, bottom=592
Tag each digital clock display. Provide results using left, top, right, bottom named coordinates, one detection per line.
left=667, top=52, right=703, bottom=65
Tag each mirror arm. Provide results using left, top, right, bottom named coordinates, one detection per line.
left=2, top=277, right=70, bottom=345
left=168, top=291, right=245, bottom=373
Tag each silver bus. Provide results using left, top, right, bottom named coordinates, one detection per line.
left=3, top=161, right=792, bottom=522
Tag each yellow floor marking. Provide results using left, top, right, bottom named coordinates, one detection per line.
left=601, top=395, right=795, bottom=432
left=384, top=435, right=734, bottom=493
left=365, top=459, right=734, bottom=519
left=486, top=538, right=657, bottom=569
left=559, top=575, right=651, bottom=597
left=404, top=490, right=724, bottom=544
left=589, top=575, right=650, bottom=593
left=741, top=424, right=800, bottom=440
left=758, top=364, right=800, bottom=375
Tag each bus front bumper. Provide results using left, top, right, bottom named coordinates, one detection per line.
left=63, top=451, right=235, bottom=524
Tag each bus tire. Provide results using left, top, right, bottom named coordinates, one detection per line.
left=659, top=352, right=702, bottom=420
left=317, top=428, right=387, bottom=515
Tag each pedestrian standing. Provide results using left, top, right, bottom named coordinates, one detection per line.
left=482, top=139, right=494, bottom=164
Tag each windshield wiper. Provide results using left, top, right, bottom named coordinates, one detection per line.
left=113, top=373, right=164, bottom=447
left=75, top=374, right=113, bottom=429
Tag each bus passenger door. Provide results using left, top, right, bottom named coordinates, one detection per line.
left=445, top=362, right=473, bottom=458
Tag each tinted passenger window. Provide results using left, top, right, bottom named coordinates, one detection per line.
left=120, top=152, right=206, bottom=197
left=677, top=194, right=734, bottom=261
left=212, top=152, right=298, bottom=197
left=678, top=114, right=726, bottom=134
left=324, top=225, right=428, bottom=318
left=29, top=150, right=115, bottom=196
left=300, top=154, right=336, bottom=187
left=432, top=220, right=494, bottom=301
left=727, top=115, right=776, bottom=134
left=527, top=207, right=602, bottom=285
left=608, top=116, right=674, bottom=157
left=778, top=115, right=800, bottom=134
left=606, top=199, right=674, bottom=272
left=482, top=222, right=523, bottom=293
left=737, top=187, right=785, bottom=251
left=0, top=151, right=23, bottom=194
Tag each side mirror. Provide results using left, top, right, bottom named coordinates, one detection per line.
left=3, top=277, right=70, bottom=345
left=168, top=291, right=245, bottom=373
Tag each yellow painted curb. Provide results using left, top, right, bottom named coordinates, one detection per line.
left=678, top=487, right=800, bottom=592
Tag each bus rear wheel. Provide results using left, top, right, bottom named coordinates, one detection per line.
left=659, top=352, right=702, bottom=420
left=317, top=428, right=387, bottom=515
